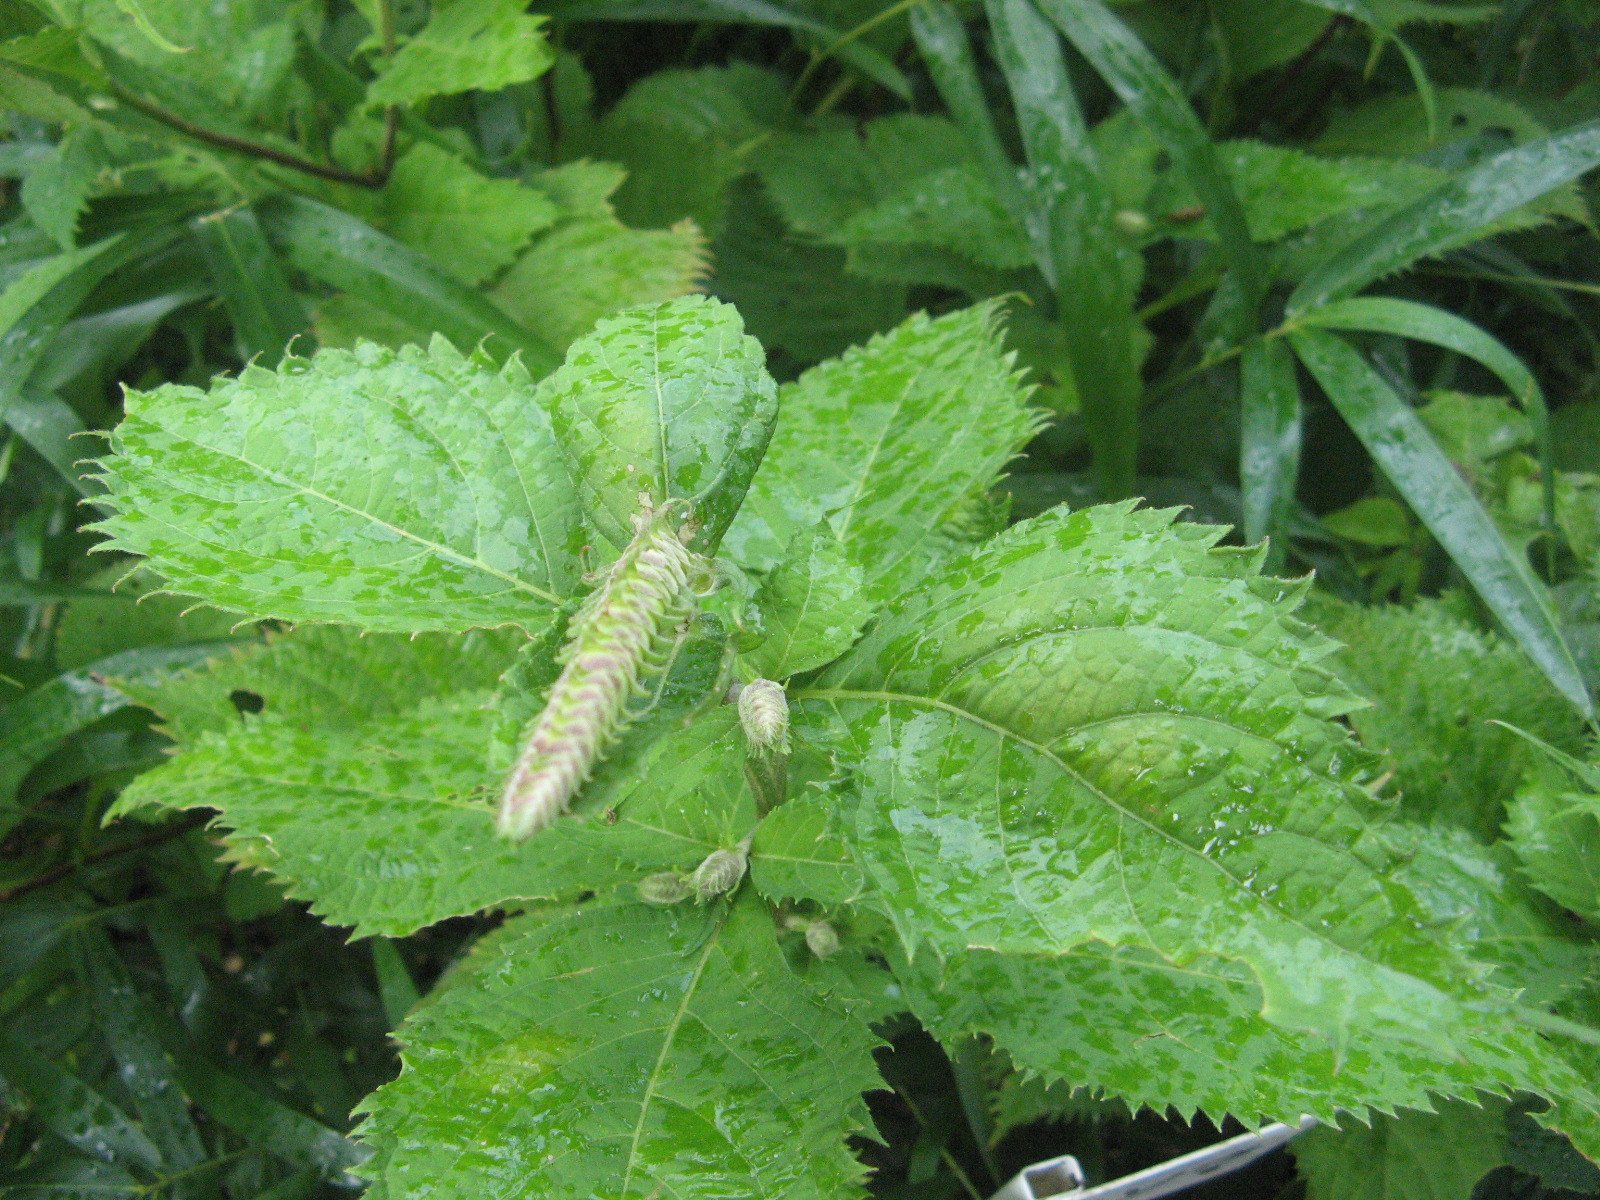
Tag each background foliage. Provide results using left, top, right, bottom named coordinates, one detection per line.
left=2, top=0, right=1600, bottom=1197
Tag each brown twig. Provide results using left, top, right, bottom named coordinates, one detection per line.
left=0, top=810, right=212, bottom=904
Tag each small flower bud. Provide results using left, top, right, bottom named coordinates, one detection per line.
left=637, top=872, right=691, bottom=905
left=804, top=919, right=841, bottom=959
left=691, top=847, right=747, bottom=903
left=738, top=679, right=789, bottom=754
left=1114, top=209, right=1152, bottom=236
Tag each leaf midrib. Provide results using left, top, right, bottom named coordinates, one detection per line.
left=621, top=919, right=721, bottom=1197
left=797, top=685, right=1427, bottom=986
left=152, top=423, right=567, bottom=607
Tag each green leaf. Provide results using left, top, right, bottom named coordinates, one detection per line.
left=1506, top=751, right=1600, bottom=925
left=750, top=793, right=865, bottom=906
left=1147, top=139, right=1449, bottom=245
left=756, top=115, right=973, bottom=242
left=1306, top=595, right=1584, bottom=840
left=112, top=626, right=757, bottom=934
left=366, top=0, right=554, bottom=107
left=53, top=568, right=245, bottom=672
left=367, top=143, right=559, bottom=287
left=722, top=303, right=1044, bottom=601
left=796, top=503, right=1497, bottom=1046
left=1288, top=118, right=1600, bottom=313
left=890, top=806, right=1600, bottom=1135
left=1213, top=0, right=1332, bottom=79
left=357, top=895, right=880, bottom=1200
left=1387, top=823, right=1593, bottom=1008
left=111, top=689, right=609, bottom=936
left=546, top=0, right=911, bottom=101
left=709, top=176, right=907, bottom=366
left=746, top=525, right=873, bottom=680
left=1291, top=1097, right=1510, bottom=1200
left=192, top=205, right=308, bottom=368
left=108, top=623, right=526, bottom=745
left=1289, top=327, right=1591, bottom=716
left=71, top=929, right=207, bottom=1174
left=90, top=337, right=583, bottom=632
left=541, top=294, right=777, bottom=557
left=258, top=194, right=560, bottom=375
left=18, top=125, right=103, bottom=248
left=0, top=231, right=177, bottom=422
left=490, top=161, right=707, bottom=354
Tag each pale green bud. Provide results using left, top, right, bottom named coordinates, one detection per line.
left=637, top=872, right=691, bottom=905
left=691, top=847, right=748, bottom=903
left=804, top=919, right=841, bottom=959
left=738, top=678, right=790, bottom=754
left=1114, top=209, right=1152, bottom=236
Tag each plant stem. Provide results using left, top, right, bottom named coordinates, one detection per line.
left=0, top=810, right=211, bottom=903
left=108, top=0, right=401, bottom=189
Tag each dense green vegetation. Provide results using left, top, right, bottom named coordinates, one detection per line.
left=3, top=1, right=1600, bottom=1198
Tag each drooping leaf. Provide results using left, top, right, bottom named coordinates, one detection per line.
left=541, top=294, right=777, bottom=557
left=90, top=336, right=583, bottom=633
left=0, top=641, right=236, bottom=813
left=722, top=303, right=1044, bottom=600
left=745, top=524, right=873, bottom=680
left=1290, top=328, right=1590, bottom=716
left=366, top=0, right=554, bottom=107
left=357, top=895, right=881, bottom=1200
left=259, top=195, right=561, bottom=374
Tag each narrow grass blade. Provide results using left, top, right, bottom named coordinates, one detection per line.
left=985, top=0, right=1142, bottom=497
left=1290, top=326, right=1590, bottom=717
left=1288, top=119, right=1600, bottom=314
left=1240, top=338, right=1301, bottom=558
left=193, top=206, right=308, bottom=367
left=906, top=0, right=1018, bottom=206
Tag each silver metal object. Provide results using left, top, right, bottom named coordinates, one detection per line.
left=991, top=1155, right=1087, bottom=1200
left=989, top=1116, right=1317, bottom=1200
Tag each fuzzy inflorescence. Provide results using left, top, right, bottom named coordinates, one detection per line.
left=496, top=501, right=708, bottom=842
left=737, top=679, right=790, bottom=754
